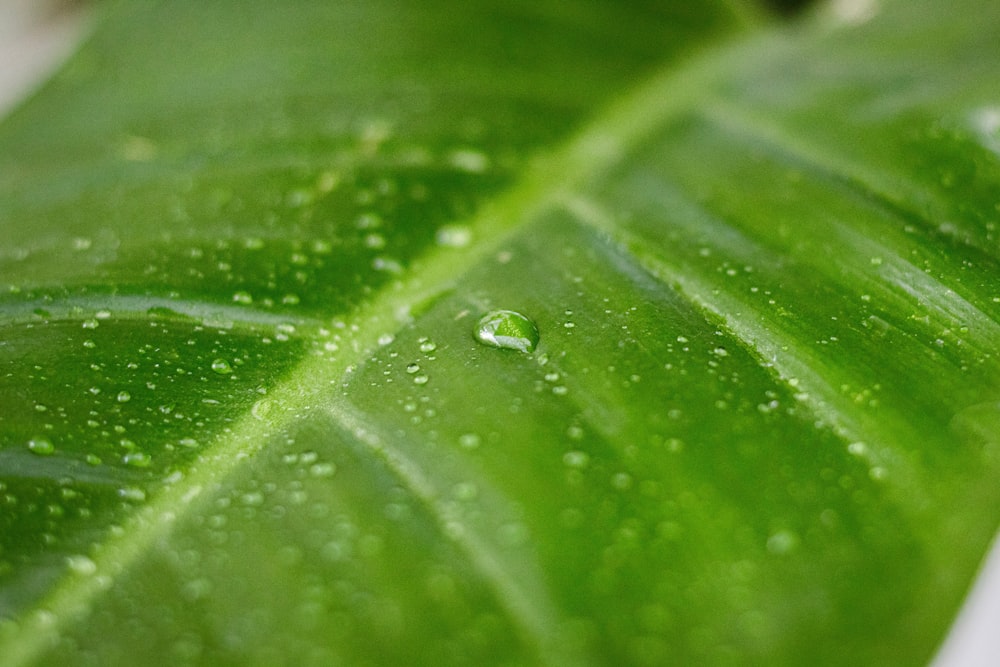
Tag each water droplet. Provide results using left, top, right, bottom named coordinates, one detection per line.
left=405, top=363, right=420, bottom=374
left=473, top=310, right=539, bottom=353
left=123, top=452, right=152, bottom=468
left=232, top=291, right=253, bottom=305
left=364, top=233, right=386, bottom=249
left=611, top=472, right=633, bottom=490
left=448, top=149, right=490, bottom=173
left=563, top=450, right=590, bottom=468
left=116, top=391, right=131, bottom=403
left=418, top=339, right=437, bottom=353
left=766, top=529, right=800, bottom=555
left=435, top=225, right=472, bottom=248
left=211, top=358, right=233, bottom=375
left=27, top=438, right=54, bottom=456
left=413, top=374, right=429, bottom=385
left=118, top=487, right=146, bottom=502
left=309, top=462, right=337, bottom=478
left=458, top=433, right=481, bottom=449
left=847, top=442, right=868, bottom=456
left=66, top=555, right=97, bottom=576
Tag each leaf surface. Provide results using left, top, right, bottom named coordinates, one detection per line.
left=1, top=0, right=999, bottom=665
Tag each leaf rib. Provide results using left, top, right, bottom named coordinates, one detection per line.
left=698, top=101, right=1000, bottom=357
left=559, top=194, right=932, bottom=511
left=321, top=397, right=584, bottom=667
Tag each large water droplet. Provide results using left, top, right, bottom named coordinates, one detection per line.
left=211, top=358, right=233, bottom=375
left=473, top=310, right=539, bottom=353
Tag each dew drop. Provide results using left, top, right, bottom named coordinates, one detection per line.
left=27, top=438, right=55, bottom=456
left=413, top=374, right=429, bottom=386
left=211, top=358, right=233, bottom=375
left=562, top=450, right=590, bottom=468
left=418, top=339, right=438, bottom=353
left=458, top=433, right=481, bottom=449
left=123, top=452, right=152, bottom=468
left=473, top=310, right=539, bottom=353
left=66, top=555, right=97, bottom=576
left=405, top=363, right=420, bottom=374
left=232, top=291, right=253, bottom=305
left=119, top=487, right=146, bottom=502
left=309, top=462, right=337, bottom=478
left=116, top=391, right=131, bottom=403
left=766, top=529, right=800, bottom=555
left=435, top=224, right=472, bottom=248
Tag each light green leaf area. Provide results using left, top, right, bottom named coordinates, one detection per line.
left=1, top=0, right=999, bottom=665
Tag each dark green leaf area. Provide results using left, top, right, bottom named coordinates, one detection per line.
left=37, top=415, right=534, bottom=667
left=0, top=161, right=503, bottom=323
left=0, top=317, right=306, bottom=616
left=0, top=0, right=742, bottom=249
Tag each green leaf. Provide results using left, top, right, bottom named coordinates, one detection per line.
left=1, top=0, right=999, bottom=664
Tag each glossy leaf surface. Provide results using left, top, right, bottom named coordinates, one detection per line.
left=1, top=0, right=999, bottom=665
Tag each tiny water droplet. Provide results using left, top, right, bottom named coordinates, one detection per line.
left=211, top=358, right=233, bottom=375
left=405, top=363, right=420, bottom=374
left=413, top=374, right=429, bottom=385
left=767, top=529, right=800, bottom=555
left=27, top=438, right=55, bottom=456
left=232, top=291, right=253, bottom=305
left=611, top=472, right=633, bottom=490
left=123, top=451, right=151, bottom=468
left=435, top=224, right=472, bottom=248
left=116, top=391, right=131, bottom=403
left=309, top=462, right=337, bottom=478
left=364, top=233, right=386, bottom=249
left=458, top=433, right=481, bottom=449
left=418, top=338, right=437, bottom=353
left=448, top=149, right=490, bottom=173
left=118, top=487, right=146, bottom=502
left=66, top=555, right=97, bottom=576
left=473, top=310, right=539, bottom=353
